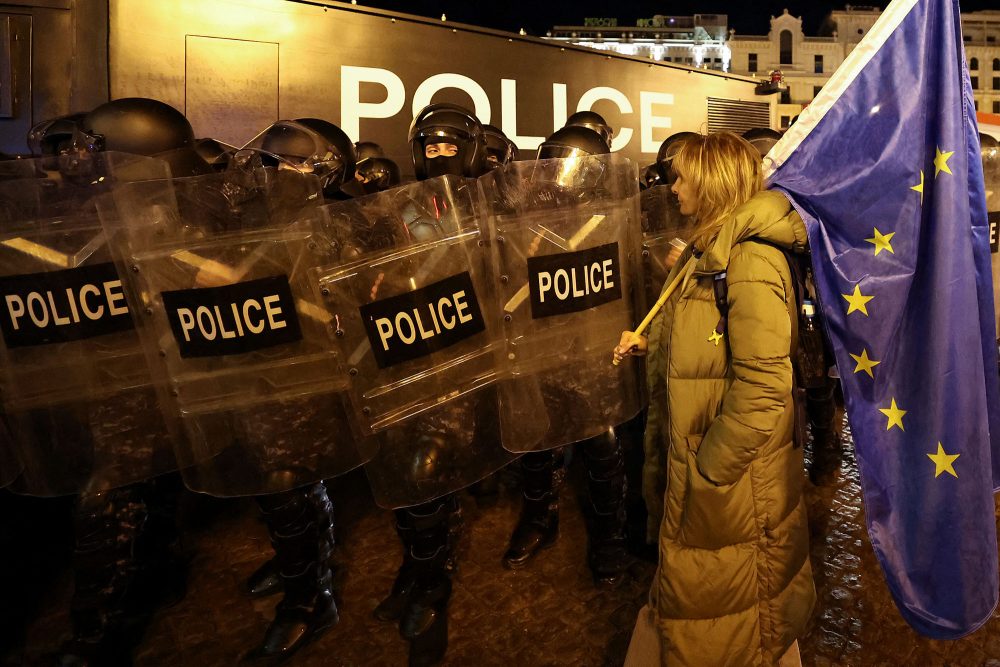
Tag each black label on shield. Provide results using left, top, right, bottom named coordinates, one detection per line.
left=0, top=262, right=134, bottom=348
left=359, top=271, right=485, bottom=369
left=527, top=242, right=622, bottom=319
left=990, top=211, right=999, bottom=254
left=161, top=275, right=302, bottom=358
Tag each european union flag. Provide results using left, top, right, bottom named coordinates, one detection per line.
left=766, top=0, right=999, bottom=639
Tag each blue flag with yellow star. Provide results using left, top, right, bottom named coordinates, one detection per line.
left=765, top=0, right=999, bottom=639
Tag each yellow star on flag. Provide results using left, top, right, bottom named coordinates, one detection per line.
left=865, top=228, right=895, bottom=256
left=878, top=398, right=906, bottom=431
left=910, top=170, right=924, bottom=204
left=842, top=284, right=874, bottom=316
left=708, top=330, right=724, bottom=346
left=934, top=147, right=954, bottom=177
left=850, top=348, right=880, bottom=378
left=927, top=442, right=959, bottom=478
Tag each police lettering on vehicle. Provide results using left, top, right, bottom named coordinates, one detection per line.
left=0, top=262, right=133, bottom=348
left=161, top=275, right=302, bottom=358
left=359, top=271, right=486, bottom=369
left=527, top=242, right=622, bottom=318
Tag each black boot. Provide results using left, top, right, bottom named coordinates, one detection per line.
left=502, top=449, right=564, bottom=569
left=58, top=486, right=148, bottom=667
left=246, top=558, right=282, bottom=598
left=807, top=377, right=841, bottom=486
left=397, top=495, right=459, bottom=667
left=583, top=432, right=632, bottom=587
left=373, top=510, right=416, bottom=622
left=250, top=483, right=338, bottom=662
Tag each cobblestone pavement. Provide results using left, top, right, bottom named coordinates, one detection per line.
left=4, top=415, right=1000, bottom=666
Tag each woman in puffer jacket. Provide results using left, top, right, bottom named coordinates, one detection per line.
left=616, top=131, right=816, bottom=666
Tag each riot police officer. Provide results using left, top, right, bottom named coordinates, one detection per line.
left=369, top=102, right=510, bottom=667
left=500, top=124, right=632, bottom=586
left=483, top=124, right=520, bottom=170
left=22, top=97, right=204, bottom=667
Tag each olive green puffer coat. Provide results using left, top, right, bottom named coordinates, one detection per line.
left=643, top=190, right=816, bottom=665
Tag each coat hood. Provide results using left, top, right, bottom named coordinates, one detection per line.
left=695, top=189, right=808, bottom=275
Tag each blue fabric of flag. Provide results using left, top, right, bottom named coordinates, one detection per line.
left=767, top=0, right=999, bottom=639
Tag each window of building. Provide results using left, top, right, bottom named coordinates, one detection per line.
left=781, top=90, right=791, bottom=104
left=781, top=115, right=791, bottom=128
left=971, top=57, right=979, bottom=70
left=965, top=35, right=971, bottom=42
left=814, top=55, right=823, bottom=74
left=813, top=85, right=823, bottom=98
left=780, top=30, right=792, bottom=64
left=994, top=58, right=1000, bottom=70
left=972, top=76, right=979, bottom=89
left=975, top=100, right=979, bottom=111
left=994, top=76, right=1000, bottom=90
left=748, top=53, right=758, bottom=72
left=663, top=56, right=672, bottom=62
left=857, top=28, right=864, bottom=35
left=994, top=101, right=1000, bottom=114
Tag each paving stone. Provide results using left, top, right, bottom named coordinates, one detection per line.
left=6, top=415, right=1000, bottom=665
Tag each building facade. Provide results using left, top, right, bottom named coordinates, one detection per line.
left=545, top=15, right=731, bottom=71
left=549, top=7, right=1000, bottom=130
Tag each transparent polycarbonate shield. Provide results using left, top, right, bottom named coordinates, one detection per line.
left=0, top=152, right=179, bottom=496
left=314, top=175, right=503, bottom=432
left=102, top=165, right=377, bottom=496
left=983, top=145, right=1000, bottom=337
left=364, top=384, right=517, bottom=509
left=640, top=184, right=693, bottom=311
left=485, top=154, right=645, bottom=453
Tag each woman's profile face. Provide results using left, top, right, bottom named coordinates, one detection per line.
left=671, top=165, right=698, bottom=216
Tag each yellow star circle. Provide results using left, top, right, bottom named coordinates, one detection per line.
left=708, top=330, right=724, bottom=346
left=850, top=348, right=880, bottom=378
left=927, top=442, right=959, bottom=478
left=842, top=284, right=875, bottom=316
left=910, top=170, right=924, bottom=204
left=878, top=398, right=906, bottom=431
left=865, top=228, right=895, bottom=256
left=934, top=147, right=954, bottom=178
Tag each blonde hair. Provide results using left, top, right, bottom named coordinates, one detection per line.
left=672, top=131, right=764, bottom=250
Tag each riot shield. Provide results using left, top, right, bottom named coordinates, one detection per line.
left=0, top=152, right=178, bottom=496
left=313, top=175, right=517, bottom=507
left=640, top=184, right=693, bottom=311
left=485, top=154, right=645, bottom=453
left=101, top=163, right=377, bottom=497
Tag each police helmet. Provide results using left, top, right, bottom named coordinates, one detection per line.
left=483, top=124, right=519, bottom=169
left=565, top=110, right=614, bottom=145
left=77, top=98, right=210, bottom=176
left=742, top=127, right=783, bottom=159
left=408, top=103, right=487, bottom=180
left=27, top=113, right=87, bottom=156
left=654, top=131, right=699, bottom=183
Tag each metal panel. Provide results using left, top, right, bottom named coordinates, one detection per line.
left=706, top=97, right=772, bottom=133
left=0, top=13, right=31, bottom=149
left=185, top=36, right=279, bottom=145
left=109, top=0, right=773, bottom=174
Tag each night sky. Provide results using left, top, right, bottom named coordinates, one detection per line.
left=353, top=1, right=999, bottom=36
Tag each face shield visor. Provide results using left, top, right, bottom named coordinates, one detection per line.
left=242, top=121, right=348, bottom=192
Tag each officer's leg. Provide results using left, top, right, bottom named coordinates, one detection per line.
left=502, top=448, right=565, bottom=568
left=251, top=482, right=338, bottom=660
left=59, top=485, right=147, bottom=667
left=807, top=376, right=841, bottom=486
left=397, top=494, right=461, bottom=667
left=583, top=430, right=631, bottom=586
